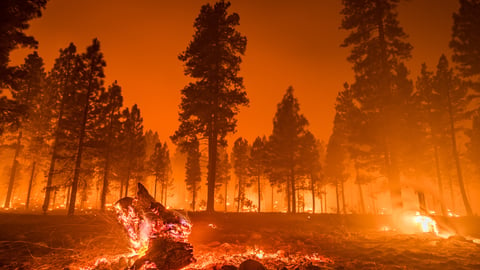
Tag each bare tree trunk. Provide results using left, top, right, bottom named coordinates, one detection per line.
left=68, top=83, right=93, bottom=216
left=52, top=188, right=59, bottom=210
left=65, top=185, right=71, bottom=210
left=43, top=64, right=70, bottom=214
left=341, top=180, right=346, bottom=214
left=100, top=150, right=111, bottom=212
left=290, top=167, right=296, bottom=213
left=224, top=181, right=227, bottom=212
left=119, top=178, right=124, bottom=200
left=26, top=161, right=36, bottom=210
left=357, top=183, right=366, bottom=214
left=124, top=166, right=131, bottom=197
left=448, top=173, right=455, bottom=210
left=319, top=193, right=323, bottom=214
left=433, top=146, right=447, bottom=216
left=206, top=115, right=218, bottom=213
left=100, top=104, right=116, bottom=212
left=154, top=175, right=158, bottom=200
left=324, top=186, right=328, bottom=213
left=286, top=181, right=291, bottom=213
left=446, top=89, right=472, bottom=215
left=257, top=175, right=261, bottom=212
left=335, top=181, right=340, bottom=214
left=311, top=174, right=315, bottom=214
left=271, top=184, right=274, bottom=212
left=355, top=163, right=366, bottom=214
left=164, top=181, right=168, bottom=206
left=4, top=131, right=22, bottom=208
left=237, top=177, right=242, bottom=212
left=192, top=177, right=197, bottom=211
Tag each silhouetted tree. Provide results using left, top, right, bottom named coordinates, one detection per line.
left=298, top=131, right=321, bottom=214
left=432, top=55, right=472, bottom=216
left=3, top=52, right=46, bottom=208
left=248, top=136, right=267, bottom=212
left=42, top=43, right=82, bottom=214
left=325, top=130, right=348, bottom=215
left=341, top=0, right=413, bottom=212
left=216, top=146, right=231, bottom=212
left=145, top=130, right=160, bottom=161
left=98, top=82, right=123, bottom=211
left=172, top=1, right=248, bottom=212
left=268, top=87, right=309, bottom=213
left=68, top=39, right=106, bottom=215
left=415, top=64, right=448, bottom=216
left=184, top=137, right=201, bottom=211
left=232, top=137, right=249, bottom=212
left=149, top=142, right=171, bottom=204
left=19, top=52, right=53, bottom=210
left=0, top=0, right=47, bottom=137
left=119, top=105, right=146, bottom=198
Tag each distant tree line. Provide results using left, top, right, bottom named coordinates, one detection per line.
left=325, top=0, right=480, bottom=216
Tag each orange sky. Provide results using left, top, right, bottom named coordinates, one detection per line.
left=11, top=0, right=459, bottom=145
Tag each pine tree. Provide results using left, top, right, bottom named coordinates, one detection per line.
left=268, top=87, right=309, bottom=213
left=0, top=0, right=47, bottom=137
left=298, top=131, right=321, bottom=214
left=98, top=82, right=123, bottom=211
left=3, top=52, right=46, bottom=208
left=248, top=136, right=267, bottom=212
left=341, top=0, right=413, bottom=212
left=172, top=1, right=248, bottom=212
left=432, top=55, right=472, bottom=216
left=42, top=43, right=82, bottom=214
left=325, top=130, right=348, bottom=215
left=415, top=64, right=448, bottom=215
left=145, top=130, right=160, bottom=161
left=0, top=0, right=47, bottom=84
left=68, top=39, right=106, bottom=215
left=119, top=105, right=146, bottom=198
left=149, top=142, right=172, bottom=204
left=232, top=137, right=249, bottom=212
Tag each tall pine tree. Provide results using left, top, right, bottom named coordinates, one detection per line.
left=268, top=87, right=309, bottom=213
left=172, top=1, right=248, bottom=212
left=341, top=0, right=413, bottom=212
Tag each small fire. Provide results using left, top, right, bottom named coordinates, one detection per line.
left=413, top=212, right=438, bottom=235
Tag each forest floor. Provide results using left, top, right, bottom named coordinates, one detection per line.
left=0, top=211, right=479, bottom=270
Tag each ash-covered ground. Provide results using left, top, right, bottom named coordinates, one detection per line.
left=0, top=212, right=479, bottom=269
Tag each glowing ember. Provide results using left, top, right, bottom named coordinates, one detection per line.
left=182, top=247, right=334, bottom=269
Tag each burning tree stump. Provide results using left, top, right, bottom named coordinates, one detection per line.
left=115, top=183, right=195, bottom=270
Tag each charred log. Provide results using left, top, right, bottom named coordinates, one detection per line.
left=115, top=183, right=195, bottom=270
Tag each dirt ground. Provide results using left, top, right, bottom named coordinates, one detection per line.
left=0, top=211, right=479, bottom=269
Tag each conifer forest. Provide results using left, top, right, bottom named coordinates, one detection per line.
left=0, top=1, right=479, bottom=269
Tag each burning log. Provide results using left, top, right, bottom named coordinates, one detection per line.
left=114, top=183, right=195, bottom=270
